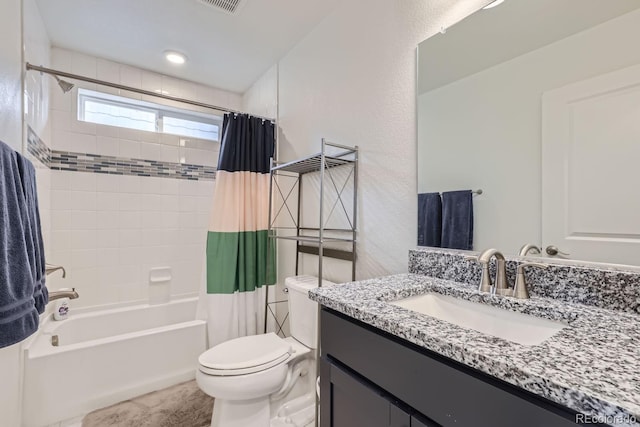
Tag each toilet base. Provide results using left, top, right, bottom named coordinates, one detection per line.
left=270, top=392, right=316, bottom=427
left=212, top=397, right=270, bottom=427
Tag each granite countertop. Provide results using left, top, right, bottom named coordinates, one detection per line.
left=309, top=274, right=640, bottom=426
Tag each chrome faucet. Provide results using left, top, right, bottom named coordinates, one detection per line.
left=48, top=288, right=79, bottom=302
left=513, top=263, right=548, bottom=299
left=518, top=244, right=541, bottom=257
left=45, top=264, right=66, bottom=278
left=467, top=249, right=511, bottom=295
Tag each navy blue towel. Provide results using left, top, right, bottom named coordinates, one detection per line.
left=441, top=190, right=474, bottom=251
left=0, top=140, right=47, bottom=348
left=17, top=154, right=47, bottom=312
left=417, top=193, right=442, bottom=247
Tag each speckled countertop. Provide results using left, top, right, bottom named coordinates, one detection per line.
left=309, top=274, right=640, bottom=426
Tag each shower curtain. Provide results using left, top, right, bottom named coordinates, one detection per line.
left=201, top=113, right=276, bottom=347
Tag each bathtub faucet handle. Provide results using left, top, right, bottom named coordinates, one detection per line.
left=45, top=264, right=66, bottom=278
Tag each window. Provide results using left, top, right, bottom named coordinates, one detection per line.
left=83, top=98, right=156, bottom=132
left=78, top=89, right=222, bottom=142
left=163, top=115, right=219, bottom=141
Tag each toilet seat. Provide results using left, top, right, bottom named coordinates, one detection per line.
left=199, top=333, right=292, bottom=376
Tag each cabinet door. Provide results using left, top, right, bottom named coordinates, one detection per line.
left=329, top=362, right=390, bottom=427
left=390, top=404, right=411, bottom=427
left=325, top=360, right=413, bottom=427
left=412, top=416, right=439, bottom=427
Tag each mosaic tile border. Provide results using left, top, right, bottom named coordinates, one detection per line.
left=26, top=126, right=215, bottom=181
left=50, top=152, right=216, bottom=181
left=409, top=247, right=640, bottom=314
left=26, top=126, right=50, bottom=167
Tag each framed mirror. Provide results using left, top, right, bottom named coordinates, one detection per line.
left=417, top=0, right=640, bottom=266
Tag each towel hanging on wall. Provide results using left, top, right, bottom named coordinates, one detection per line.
left=441, top=190, right=474, bottom=251
left=417, top=193, right=442, bottom=247
left=0, top=140, right=48, bottom=348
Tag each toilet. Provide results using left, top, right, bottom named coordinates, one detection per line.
left=196, top=275, right=333, bottom=427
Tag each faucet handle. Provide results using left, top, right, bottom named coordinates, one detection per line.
left=518, top=244, right=541, bottom=257
left=464, top=255, right=493, bottom=293
left=45, top=264, right=66, bottom=278
left=513, top=262, right=548, bottom=299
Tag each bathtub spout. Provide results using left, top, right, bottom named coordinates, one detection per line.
left=48, top=288, right=79, bottom=302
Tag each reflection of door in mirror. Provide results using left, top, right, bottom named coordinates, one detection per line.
left=542, top=64, right=640, bottom=266
left=417, top=0, right=640, bottom=266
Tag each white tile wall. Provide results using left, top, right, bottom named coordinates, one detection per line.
left=47, top=171, right=214, bottom=308
left=46, top=47, right=242, bottom=308
left=50, top=47, right=240, bottom=168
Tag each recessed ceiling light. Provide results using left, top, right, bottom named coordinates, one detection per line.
left=483, top=0, right=505, bottom=9
left=164, top=51, right=187, bottom=65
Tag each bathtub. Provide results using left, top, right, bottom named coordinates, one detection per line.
left=22, top=297, right=207, bottom=427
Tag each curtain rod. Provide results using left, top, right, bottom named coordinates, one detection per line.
left=25, top=62, right=276, bottom=122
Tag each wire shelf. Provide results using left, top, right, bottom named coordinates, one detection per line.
left=271, top=153, right=355, bottom=175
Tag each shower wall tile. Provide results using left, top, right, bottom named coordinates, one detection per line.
left=120, top=65, right=142, bottom=89
left=45, top=47, right=240, bottom=309
left=95, top=136, right=120, bottom=157
left=96, top=58, right=120, bottom=83
left=51, top=48, right=72, bottom=72
left=27, top=135, right=217, bottom=182
left=47, top=169, right=215, bottom=308
left=71, top=52, right=97, bottom=79
left=141, top=71, right=162, bottom=93
left=49, top=47, right=238, bottom=167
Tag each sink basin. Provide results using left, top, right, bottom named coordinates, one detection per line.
left=390, top=293, right=566, bottom=346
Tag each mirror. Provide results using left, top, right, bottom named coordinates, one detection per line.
left=417, top=0, right=640, bottom=266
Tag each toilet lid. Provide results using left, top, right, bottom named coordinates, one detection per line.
left=199, top=333, right=292, bottom=376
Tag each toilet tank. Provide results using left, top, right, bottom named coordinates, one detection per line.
left=286, top=275, right=335, bottom=349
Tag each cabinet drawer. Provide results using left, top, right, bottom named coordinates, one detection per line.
left=321, top=309, right=583, bottom=427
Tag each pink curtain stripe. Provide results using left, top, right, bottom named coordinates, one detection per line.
left=208, top=170, right=271, bottom=233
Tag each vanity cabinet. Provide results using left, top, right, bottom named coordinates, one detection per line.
left=323, top=358, right=434, bottom=427
left=319, top=308, right=604, bottom=427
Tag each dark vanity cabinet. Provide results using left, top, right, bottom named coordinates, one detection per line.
left=323, top=359, right=433, bottom=427
left=319, top=308, right=602, bottom=427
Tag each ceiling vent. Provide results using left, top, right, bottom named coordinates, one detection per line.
left=196, top=0, right=246, bottom=15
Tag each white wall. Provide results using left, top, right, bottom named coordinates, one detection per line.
left=418, top=8, right=640, bottom=254
left=0, top=0, right=22, bottom=151
left=1, top=1, right=34, bottom=425
left=241, top=65, right=286, bottom=334
left=47, top=48, right=243, bottom=309
left=242, top=64, right=278, bottom=120
left=273, top=0, right=491, bottom=283
left=24, top=0, right=52, bottom=264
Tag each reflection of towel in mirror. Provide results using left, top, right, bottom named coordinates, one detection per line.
left=441, top=190, right=473, bottom=250
left=0, top=140, right=48, bottom=349
left=418, top=193, right=442, bottom=247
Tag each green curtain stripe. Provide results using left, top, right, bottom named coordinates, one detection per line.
left=206, top=230, right=276, bottom=294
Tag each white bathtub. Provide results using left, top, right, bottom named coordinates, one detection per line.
left=22, top=297, right=207, bottom=427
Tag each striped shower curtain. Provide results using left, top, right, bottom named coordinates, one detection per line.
left=201, top=113, right=276, bottom=347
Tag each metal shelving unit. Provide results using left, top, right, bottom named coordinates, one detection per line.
left=265, top=138, right=358, bottom=427
left=264, top=139, right=358, bottom=335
